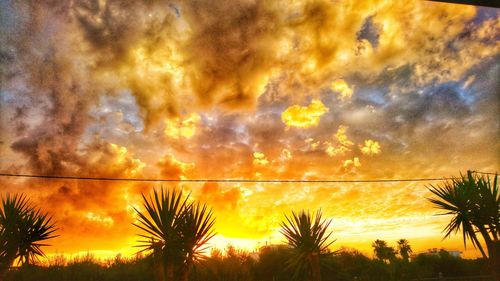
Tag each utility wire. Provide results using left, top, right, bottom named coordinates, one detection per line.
left=0, top=172, right=455, bottom=183
left=469, top=170, right=498, bottom=176
left=0, top=171, right=495, bottom=183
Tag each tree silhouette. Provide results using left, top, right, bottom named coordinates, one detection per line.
left=427, top=171, right=499, bottom=278
left=396, top=239, right=412, bottom=262
left=372, top=239, right=396, bottom=263
left=0, top=194, right=57, bottom=276
left=133, top=188, right=216, bottom=281
left=280, top=209, right=335, bottom=281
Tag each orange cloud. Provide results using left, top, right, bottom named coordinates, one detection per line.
left=198, top=182, right=241, bottom=212
left=157, top=154, right=195, bottom=179
left=281, top=99, right=329, bottom=128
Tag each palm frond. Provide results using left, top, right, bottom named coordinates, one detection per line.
left=0, top=193, right=57, bottom=267
left=179, top=202, right=216, bottom=263
left=427, top=171, right=499, bottom=259
left=133, top=186, right=216, bottom=278
left=280, top=209, right=334, bottom=280
left=133, top=187, right=188, bottom=252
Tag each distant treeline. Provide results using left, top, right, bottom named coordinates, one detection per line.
left=4, top=246, right=493, bottom=281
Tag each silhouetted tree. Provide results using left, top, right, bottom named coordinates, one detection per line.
left=427, top=171, right=499, bottom=278
left=397, top=239, right=412, bottom=262
left=372, top=239, right=396, bottom=263
left=280, top=209, right=335, bottom=281
left=253, top=245, right=292, bottom=281
left=133, top=188, right=216, bottom=281
left=0, top=194, right=57, bottom=276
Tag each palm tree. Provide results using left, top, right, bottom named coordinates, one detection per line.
left=0, top=194, right=57, bottom=276
left=280, top=209, right=335, bottom=281
left=397, top=239, right=412, bottom=262
left=427, top=171, right=499, bottom=278
left=372, top=239, right=396, bottom=263
left=133, top=188, right=216, bottom=281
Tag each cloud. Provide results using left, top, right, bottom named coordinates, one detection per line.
left=157, top=154, right=195, bottom=180
left=360, top=139, right=381, bottom=156
left=335, top=125, right=354, bottom=147
left=198, top=182, right=241, bottom=212
left=83, top=140, right=146, bottom=177
left=253, top=152, right=269, bottom=166
left=164, top=113, right=201, bottom=139
left=178, top=0, right=288, bottom=110
left=325, top=125, right=354, bottom=157
left=280, top=148, right=292, bottom=160
left=343, top=157, right=361, bottom=169
left=281, top=99, right=329, bottom=128
left=86, top=212, right=115, bottom=227
left=331, top=79, right=354, bottom=99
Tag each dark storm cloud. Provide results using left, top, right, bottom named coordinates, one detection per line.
left=178, top=0, right=286, bottom=109
left=9, top=50, right=94, bottom=175
left=357, top=16, right=380, bottom=48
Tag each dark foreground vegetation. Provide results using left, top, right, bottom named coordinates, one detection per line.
left=3, top=246, right=493, bottom=281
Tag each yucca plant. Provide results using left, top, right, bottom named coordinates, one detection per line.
left=427, top=171, right=499, bottom=279
left=280, top=209, right=335, bottom=281
left=133, top=188, right=216, bottom=281
left=0, top=194, right=57, bottom=276
left=177, top=202, right=216, bottom=281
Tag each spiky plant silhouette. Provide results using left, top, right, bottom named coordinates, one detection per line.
left=427, top=171, right=499, bottom=278
left=0, top=194, right=57, bottom=275
left=133, top=188, right=215, bottom=281
left=280, top=209, right=335, bottom=281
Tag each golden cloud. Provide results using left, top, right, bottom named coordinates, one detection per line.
left=360, top=139, right=381, bottom=156
left=325, top=125, right=354, bottom=157
left=331, top=79, right=353, bottom=99
left=164, top=113, right=202, bottom=139
left=86, top=212, right=115, bottom=227
left=253, top=152, right=270, bottom=166
left=336, top=125, right=353, bottom=147
left=85, top=141, right=146, bottom=177
left=281, top=99, right=329, bottom=128
left=281, top=148, right=292, bottom=160
left=343, top=157, right=361, bottom=169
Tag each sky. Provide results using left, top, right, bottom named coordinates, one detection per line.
left=0, top=0, right=499, bottom=259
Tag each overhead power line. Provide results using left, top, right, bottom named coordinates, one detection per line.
left=0, top=171, right=495, bottom=184
left=427, top=0, right=500, bottom=8
left=469, top=170, right=499, bottom=176
left=0, top=173, right=455, bottom=183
